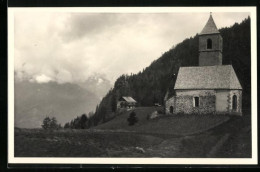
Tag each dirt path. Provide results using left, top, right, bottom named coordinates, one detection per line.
left=206, top=133, right=230, bottom=157
left=205, top=115, right=251, bottom=158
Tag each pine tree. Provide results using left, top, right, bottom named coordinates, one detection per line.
left=127, top=111, right=138, bottom=126
left=111, top=94, right=117, bottom=112
left=80, top=114, right=88, bottom=129
left=42, top=116, right=51, bottom=130
left=50, top=117, right=58, bottom=129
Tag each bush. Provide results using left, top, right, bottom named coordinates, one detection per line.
left=41, top=117, right=61, bottom=130
left=127, top=111, right=138, bottom=126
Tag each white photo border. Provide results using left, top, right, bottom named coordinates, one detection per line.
left=8, top=7, right=258, bottom=165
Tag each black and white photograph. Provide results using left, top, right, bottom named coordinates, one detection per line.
left=7, top=7, right=257, bottom=165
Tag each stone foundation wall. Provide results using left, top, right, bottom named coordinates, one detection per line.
left=165, top=89, right=216, bottom=115
left=173, top=95, right=215, bottom=114
left=165, top=89, right=242, bottom=115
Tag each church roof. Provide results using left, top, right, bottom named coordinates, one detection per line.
left=199, top=14, right=220, bottom=35
left=174, top=65, right=242, bottom=90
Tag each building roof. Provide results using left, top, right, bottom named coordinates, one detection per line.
left=120, top=96, right=137, bottom=103
left=174, top=65, right=242, bottom=90
left=199, top=14, right=220, bottom=35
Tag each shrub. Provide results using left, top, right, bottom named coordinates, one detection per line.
left=41, top=116, right=61, bottom=130
left=42, top=117, right=51, bottom=130
left=127, top=111, right=138, bottom=126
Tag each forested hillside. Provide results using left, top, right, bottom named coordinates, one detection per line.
left=66, top=17, right=251, bottom=127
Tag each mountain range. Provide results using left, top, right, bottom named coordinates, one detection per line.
left=14, top=77, right=111, bottom=128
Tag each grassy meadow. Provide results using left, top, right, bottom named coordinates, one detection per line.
left=15, top=107, right=251, bottom=158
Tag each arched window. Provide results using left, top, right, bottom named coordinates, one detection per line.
left=207, top=39, right=212, bottom=49
left=170, top=106, right=174, bottom=114
left=232, top=95, right=237, bottom=111
left=194, top=97, right=199, bottom=107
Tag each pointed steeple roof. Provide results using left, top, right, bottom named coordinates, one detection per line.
left=200, top=13, right=220, bottom=35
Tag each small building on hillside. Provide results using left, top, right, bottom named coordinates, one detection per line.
left=165, top=13, right=242, bottom=115
left=117, top=96, right=137, bottom=110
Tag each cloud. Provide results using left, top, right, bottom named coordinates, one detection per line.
left=60, top=13, right=122, bottom=42
left=35, top=74, right=53, bottom=83
left=55, top=69, right=73, bottom=83
left=14, top=12, right=250, bottom=84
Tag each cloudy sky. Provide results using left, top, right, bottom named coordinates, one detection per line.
left=14, top=11, right=250, bottom=84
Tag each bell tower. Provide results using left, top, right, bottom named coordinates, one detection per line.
left=199, top=13, right=223, bottom=66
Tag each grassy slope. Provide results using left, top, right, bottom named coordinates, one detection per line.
left=212, top=113, right=251, bottom=158
left=95, top=107, right=163, bottom=130
left=178, top=112, right=251, bottom=158
left=14, top=108, right=251, bottom=158
left=15, top=128, right=163, bottom=157
left=95, top=107, right=230, bottom=136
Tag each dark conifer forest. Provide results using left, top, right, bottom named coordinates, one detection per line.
left=66, top=17, right=251, bottom=128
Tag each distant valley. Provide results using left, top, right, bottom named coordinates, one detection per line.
left=14, top=78, right=111, bottom=128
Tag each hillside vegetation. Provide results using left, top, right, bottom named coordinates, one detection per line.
left=87, top=17, right=250, bottom=126
left=15, top=110, right=251, bottom=157
left=95, top=107, right=230, bottom=136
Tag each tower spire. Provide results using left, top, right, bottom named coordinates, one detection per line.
left=198, top=14, right=223, bottom=66
left=200, top=13, right=219, bottom=35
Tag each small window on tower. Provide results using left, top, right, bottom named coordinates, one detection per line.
left=207, top=38, right=212, bottom=49
left=194, top=97, right=199, bottom=107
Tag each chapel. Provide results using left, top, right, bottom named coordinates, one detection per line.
left=165, top=13, right=242, bottom=115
